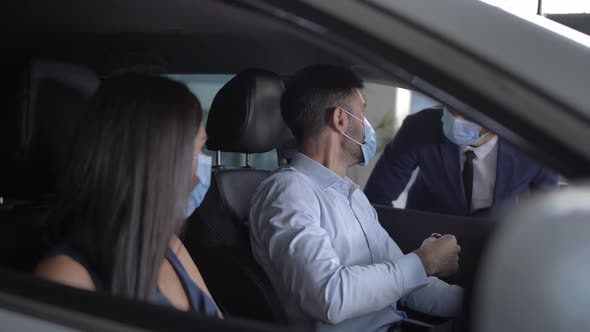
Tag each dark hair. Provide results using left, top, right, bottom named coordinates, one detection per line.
left=281, top=64, right=363, bottom=144
left=56, top=73, right=201, bottom=300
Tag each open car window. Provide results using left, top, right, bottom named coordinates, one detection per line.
left=349, top=80, right=564, bottom=213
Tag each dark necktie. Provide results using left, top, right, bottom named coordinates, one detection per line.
left=463, top=150, right=476, bottom=211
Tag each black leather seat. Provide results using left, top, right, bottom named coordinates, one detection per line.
left=183, top=69, right=288, bottom=323
left=0, top=59, right=99, bottom=271
left=2, top=59, right=99, bottom=198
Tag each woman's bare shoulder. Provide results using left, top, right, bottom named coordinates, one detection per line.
left=35, top=255, right=96, bottom=291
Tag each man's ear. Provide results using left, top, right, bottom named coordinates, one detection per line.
left=330, top=107, right=347, bottom=133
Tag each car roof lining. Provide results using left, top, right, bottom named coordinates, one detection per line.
left=8, top=0, right=343, bottom=76
left=9, top=0, right=588, bottom=177
left=8, top=0, right=415, bottom=87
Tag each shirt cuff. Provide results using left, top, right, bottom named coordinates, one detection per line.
left=397, top=253, right=429, bottom=297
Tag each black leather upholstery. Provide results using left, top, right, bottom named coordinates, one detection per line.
left=0, top=200, right=53, bottom=271
left=375, top=205, right=494, bottom=287
left=206, top=69, right=285, bottom=153
left=218, top=170, right=271, bottom=225
left=190, top=169, right=270, bottom=249
left=6, top=59, right=99, bottom=197
left=184, top=69, right=287, bottom=323
left=0, top=59, right=24, bottom=194
left=186, top=170, right=270, bottom=248
left=0, top=59, right=99, bottom=272
left=185, top=244, right=288, bottom=322
left=375, top=205, right=496, bottom=330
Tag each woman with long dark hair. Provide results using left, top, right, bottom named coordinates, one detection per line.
left=35, top=73, right=220, bottom=317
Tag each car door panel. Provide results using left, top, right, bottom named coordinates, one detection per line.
left=374, top=205, right=495, bottom=287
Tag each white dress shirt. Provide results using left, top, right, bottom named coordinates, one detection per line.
left=249, top=153, right=463, bottom=332
left=460, top=135, right=499, bottom=212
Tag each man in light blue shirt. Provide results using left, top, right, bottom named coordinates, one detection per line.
left=250, top=65, right=463, bottom=332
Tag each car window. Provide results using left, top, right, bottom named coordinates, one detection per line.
left=352, top=82, right=565, bottom=210
left=167, top=74, right=279, bottom=171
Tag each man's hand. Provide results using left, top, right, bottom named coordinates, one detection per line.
left=414, top=234, right=461, bottom=277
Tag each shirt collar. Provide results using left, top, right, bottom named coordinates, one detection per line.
left=290, top=152, right=358, bottom=197
left=460, top=135, right=498, bottom=160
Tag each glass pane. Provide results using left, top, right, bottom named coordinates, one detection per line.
left=360, top=87, right=564, bottom=217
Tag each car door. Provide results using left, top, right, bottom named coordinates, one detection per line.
left=247, top=0, right=590, bottom=294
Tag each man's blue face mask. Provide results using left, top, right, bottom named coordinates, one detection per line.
left=441, top=109, right=488, bottom=146
left=186, top=154, right=212, bottom=217
left=340, top=109, right=377, bottom=166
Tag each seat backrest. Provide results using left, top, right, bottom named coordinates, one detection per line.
left=3, top=58, right=99, bottom=198
left=0, top=59, right=99, bottom=271
left=0, top=200, right=53, bottom=271
left=183, top=69, right=288, bottom=323
left=187, top=68, right=286, bottom=248
left=189, top=169, right=271, bottom=248
left=473, top=186, right=590, bottom=332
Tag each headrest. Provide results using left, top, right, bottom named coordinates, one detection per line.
left=21, top=59, right=99, bottom=151
left=11, top=59, right=99, bottom=196
left=206, top=69, right=285, bottom=154
left=474, top=186, right=590, bottom=332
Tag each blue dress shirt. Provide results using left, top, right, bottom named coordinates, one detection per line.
left=249, top=153, right=463, bottom=332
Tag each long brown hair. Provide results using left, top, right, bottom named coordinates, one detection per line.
left=56, top=73, right=201, bottom=300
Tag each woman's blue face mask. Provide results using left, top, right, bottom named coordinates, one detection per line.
left=186, top=154, right=212, bottom=217
left=441, top=109, right=488, bottom=145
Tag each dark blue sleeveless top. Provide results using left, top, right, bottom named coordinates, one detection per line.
left=46, top=246, right=219, bottom=316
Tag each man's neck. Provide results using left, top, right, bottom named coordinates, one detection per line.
left=299, top=140, right=348, bottom=178
left=470, top=133, right=497, bottom=148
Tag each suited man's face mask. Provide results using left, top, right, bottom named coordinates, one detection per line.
left=441, top=109, right=490, bottom=145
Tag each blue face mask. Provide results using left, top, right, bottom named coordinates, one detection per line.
left=441, top=109, right=487, bottom=145
left=186, top=154, right=212, bottom=217
left=341, top=110, right=377, bottom=166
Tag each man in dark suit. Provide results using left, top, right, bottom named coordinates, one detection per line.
left=364, top=106, right=559, bottom=217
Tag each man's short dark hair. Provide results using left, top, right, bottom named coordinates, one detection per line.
left=281, top=64, right=364, bottom=144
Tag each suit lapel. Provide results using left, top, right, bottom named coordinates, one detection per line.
left=494, top=139, right=516, bottom=201
left=439, top=139, right=466, bottom=209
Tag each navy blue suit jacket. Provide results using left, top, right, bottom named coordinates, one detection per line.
left=364, top=108, right=559, bottom=217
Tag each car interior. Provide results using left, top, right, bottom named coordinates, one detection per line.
left=3, top=0, right=588, bottom=331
